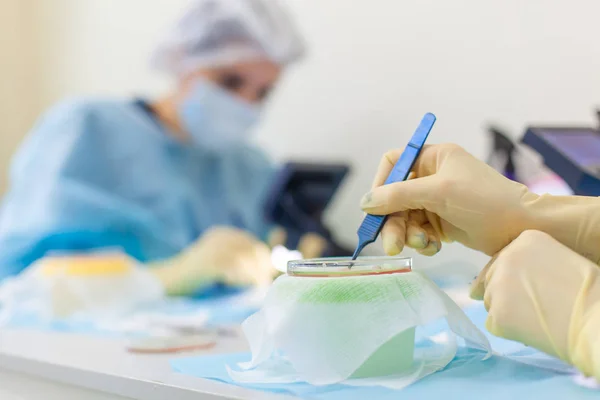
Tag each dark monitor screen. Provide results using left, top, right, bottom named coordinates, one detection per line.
left=539, top=130, right=600, bottom=167
left=264, top=162, right=350, bottom=228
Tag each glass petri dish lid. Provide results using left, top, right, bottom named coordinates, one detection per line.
left=287, top=256, right=412, bottom=278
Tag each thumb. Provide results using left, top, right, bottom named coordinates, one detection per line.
left=360, top=175, right=441, bottom=215
left=469, top=253, right=498, bottom=301
left=484, top=313, right=507, bottom=339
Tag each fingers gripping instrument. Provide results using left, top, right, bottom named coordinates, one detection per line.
left=352, top=113, right=437, bottom=260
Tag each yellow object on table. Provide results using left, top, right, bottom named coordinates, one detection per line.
left=40, top=253, right=132, bottom=276
left=0, top=251, right=165, bottom=319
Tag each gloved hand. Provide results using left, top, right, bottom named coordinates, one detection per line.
left=361, top=144, right=600, bottom=263
left=267, top=227, right=328, bottom=259
left=150, top=227, right=276, bottom=296
left=470, top=230, right=600, bottom=380
left=361, top=144, right=533, bottom=256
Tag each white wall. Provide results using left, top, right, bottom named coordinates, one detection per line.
left=8, top=0, right=600, bottom=268
left=0, top=0, right=37, bottom=192
left=29, top=0, right=187, bottom=104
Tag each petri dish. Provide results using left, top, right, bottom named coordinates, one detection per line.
left=287, top=256, right=412, bottom=278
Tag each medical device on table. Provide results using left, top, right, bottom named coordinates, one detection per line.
left=487, top=107, right=600, bottom=196
left=486, top=125, right=573, bottom=195
left=352, top=113, right=437, bottom=259
left=263, top=162, right=352, bottom=256
left=522, top=125, right=600, bottom=196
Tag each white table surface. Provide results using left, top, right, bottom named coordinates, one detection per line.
left=0, top=287, right=476, bottom=400
left=0, top=326, right=295, bottom=400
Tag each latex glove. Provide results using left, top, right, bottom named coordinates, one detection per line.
left=361, top=144, right=600, bottom=263
left=298, top=233, right=328, bottom=259
left=267, top=227, right=328, bottom=259
left=150, top=227, right=275, bottom=296
left=470, top=230, right=600, bottom=379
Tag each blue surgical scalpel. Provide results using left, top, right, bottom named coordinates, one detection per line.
left=351, top=113, right=437, bottom=260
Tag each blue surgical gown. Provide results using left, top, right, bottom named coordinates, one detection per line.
left=0, top=98, right=275, bottom=279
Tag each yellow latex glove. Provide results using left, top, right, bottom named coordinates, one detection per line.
left=361, top=144, right=600, bottom=263
left=267, top=227, right=328, bottom=259
left=298, top=232, right=328, bottom=259
left=149, top=227, right=276, bottom=296
left=470, top=230, right=600, bottom=379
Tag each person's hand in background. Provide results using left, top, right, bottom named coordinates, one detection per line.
left=297, top=233, right=328, bottom=259
left=361, top=144, right=534, bottom=257
left=267, top=227, right=328, bottom=260
left=470, top=230, right=600, bottom=380
left=150, top=227, right=275, bottom=296
left=361, top=143, right=600, bottom=263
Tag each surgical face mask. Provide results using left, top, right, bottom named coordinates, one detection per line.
left=227, top=263, right=492, bottom=389
left=178, top=79, right=260, bottom=151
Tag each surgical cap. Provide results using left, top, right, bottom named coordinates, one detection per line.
left=150, top=0, right=306, bottom=75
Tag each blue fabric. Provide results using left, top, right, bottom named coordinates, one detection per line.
left=170, top=304, right=600, bottom=399
left=171, top=352, right=597, bottom=400
left=0, top=98, right=275, bottom=279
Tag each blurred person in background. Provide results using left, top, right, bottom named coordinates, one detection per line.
left=0, top=0, right=321, bottom=295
